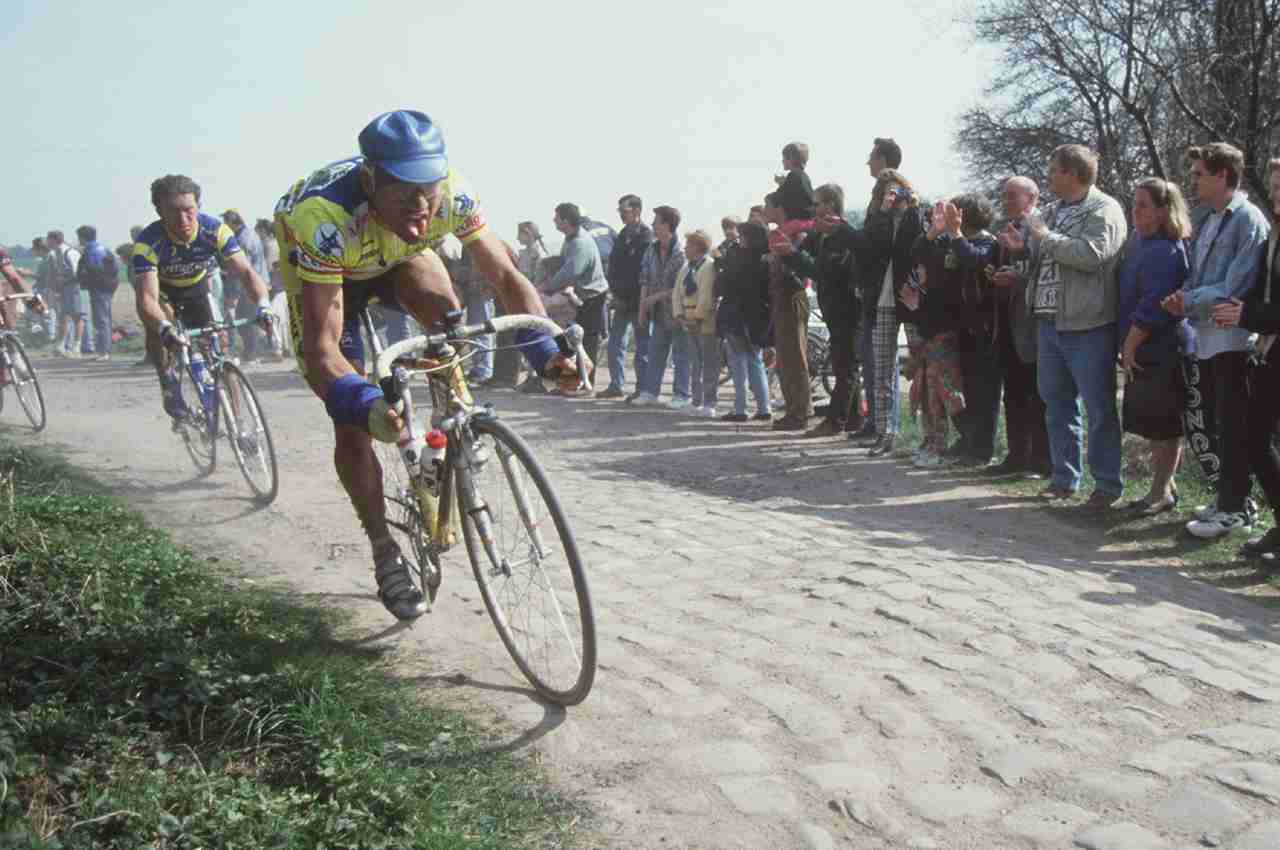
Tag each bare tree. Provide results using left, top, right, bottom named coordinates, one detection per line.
left=957, top=0, right=1280, bottom=200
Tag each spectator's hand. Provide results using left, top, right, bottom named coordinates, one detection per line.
left=928, top=201, right=947, bottom=237
left=1212, top=297, right=1244, bottom=328
left=897, top=285, right=920, bottom=311
left=1027, top=212, right=1049, bottom=241
left=944, top=202, right=964, bottom=236
left=1161, top=290, right=1187, bottom=317
left=815, top=213, right=842, bottom=234
left=1121, top=344, right=1143, bottom=381
left=991, top=266, right=1019, bottom=288
left=998, top=223, right=1025, bottom=254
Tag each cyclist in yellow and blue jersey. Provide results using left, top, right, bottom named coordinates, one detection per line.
left=274, top=109, right=587, bottom=621
left=132, top=174, right=274, bottom=421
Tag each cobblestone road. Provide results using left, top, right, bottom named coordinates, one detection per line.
left=25, top=356, right=1280, bottom=850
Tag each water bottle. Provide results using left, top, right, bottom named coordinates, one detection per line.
left=189, top=351, right=215, bottom=413
left=396, top=414, right=429, bottom=476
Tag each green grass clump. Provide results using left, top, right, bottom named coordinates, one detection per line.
left=0, top=445, right=581, bottom=849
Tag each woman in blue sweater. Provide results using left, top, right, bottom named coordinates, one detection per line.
left=1118, top=178, right=1192, bottom=515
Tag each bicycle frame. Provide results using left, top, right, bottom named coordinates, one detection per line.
left=363, top=310, right=586, bottom=588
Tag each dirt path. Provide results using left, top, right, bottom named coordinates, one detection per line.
left=12, top=352, right=1280, bottom=850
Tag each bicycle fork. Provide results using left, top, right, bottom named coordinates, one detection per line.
left=453, top=426, right=548, bottom=579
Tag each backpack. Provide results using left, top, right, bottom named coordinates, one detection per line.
left=79, top=246, right=119, bottom=293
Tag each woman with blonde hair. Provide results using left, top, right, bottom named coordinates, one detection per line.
left=1118, top=177, right=1192, bottom=514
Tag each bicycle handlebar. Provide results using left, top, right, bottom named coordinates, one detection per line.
left=184, top=315, right=266, bottom=339
left=374, top=314, right=571, bottom=380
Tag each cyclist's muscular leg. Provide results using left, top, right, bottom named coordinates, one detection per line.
left=334, top=424, right=389, bottom=540
left=389, top=251, right=460, bottom=328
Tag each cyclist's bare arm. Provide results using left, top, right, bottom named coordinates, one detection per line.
left=222, top=252, right=271, bottom=305
left=300, top=282, right=402, bottom=435
left=134, top=270, right=168, bottom=335
left=1, top=262, right=31, bottom=298
left=466, top=230, right=546, bottom=318
left=299, top=282, right=356, bottom=397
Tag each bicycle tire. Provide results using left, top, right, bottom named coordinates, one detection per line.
left=217, top=363, right=279, bottom=503
left=458, top=415, right=596, bottom=705
left=5, top=337, right=45, bottom=432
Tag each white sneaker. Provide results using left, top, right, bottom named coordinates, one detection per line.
left=668, top=397, right=692, bottom=410
left=1193, top=499, right=1218, bottom=522
left=692, top=405, right=716, bottom=418
left=632, top=392, right=661, bottom=407
left=1186, top=511, right=1252, bottom=540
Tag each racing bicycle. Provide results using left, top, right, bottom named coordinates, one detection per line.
left=0, top=293, right=47, bottom=432
left=365, top=308, right=597, bottom=705
left=165, top=313, right=280, bottom=503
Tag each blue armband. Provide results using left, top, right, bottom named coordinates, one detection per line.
left=324, top=373, right=384, bottom=430
left=515, top=329, right=560, bottom=374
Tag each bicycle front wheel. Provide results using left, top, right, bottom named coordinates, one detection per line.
left=458, top=415, right=596, bottom=705
left=4, top=337, right=44, bottom=431
left=218, top=363, right=279, bottom=503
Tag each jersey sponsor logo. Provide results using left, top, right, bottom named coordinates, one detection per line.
left=160, top=260, right=209, bottom=279
left=314, top=222, right=345, bottom=258
left=297, top=249, right=341, bottom=275
left=454, top=193, right=476, bottom=217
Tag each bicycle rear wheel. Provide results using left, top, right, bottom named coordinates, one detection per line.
left=5, top=336, right=45, bottom=432
left=218, top=363, right=279, bottom=503
left=457, top=415, right=596, bottom=705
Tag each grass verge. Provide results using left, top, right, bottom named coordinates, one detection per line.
left=0, top=443, right=581, bottom=849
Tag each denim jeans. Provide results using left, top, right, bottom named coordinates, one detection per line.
left=90, top=289, right=113, bottom=355
left=643, top=320, right=690, bottom=400
left=607, top=307, right=648, bottom=393
left=465, top=292, right=495, bottom=380
left=726, top=334, right=770, bottom=416
left=1036, top=320, right=1123, bottom=496
left=382, top=307, right=415, bottom=346
left=687, top=332, right=720, bottom=408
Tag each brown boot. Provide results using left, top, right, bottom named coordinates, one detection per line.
left=803, top=419, right=842, bottom=438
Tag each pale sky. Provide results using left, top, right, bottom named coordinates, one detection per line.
left=6, top=0, right=992, bottom=251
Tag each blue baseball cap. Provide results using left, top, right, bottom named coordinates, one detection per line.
left=358, top=110, right=448, bottom=185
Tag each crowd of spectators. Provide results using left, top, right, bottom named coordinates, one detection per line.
left=12, top=137, right=1280, bottom=566
left=518, top=137, right=1280, bottom=565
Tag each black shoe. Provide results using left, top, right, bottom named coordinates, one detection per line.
left=771, top=416, right=807, bottom=431
left=867, top=435, right=896, bottom=457
left=752, top=412, right=773, bottom=421
left=518, top=376, right=547, bottom=394
left=720, top=412, right=749, bottom=423
left=1241, top=526, right=1280, bottom=557
left=596, top=387, right=625, bottom=399
left=987, top=456, right=1025, bottom=475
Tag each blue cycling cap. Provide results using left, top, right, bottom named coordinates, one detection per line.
left=358, top=110, right=448, bottom=185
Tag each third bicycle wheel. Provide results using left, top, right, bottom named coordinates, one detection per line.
left=458, top=415, right=596, bottom=705
left=218, top=362, right=279, bottom=503
left=5, top=336, right=45, bottom=432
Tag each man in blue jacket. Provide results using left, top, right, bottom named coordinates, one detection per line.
left=1163, top=143, right=1271, bottom=539
left=76, top=225, right=117, bottom=361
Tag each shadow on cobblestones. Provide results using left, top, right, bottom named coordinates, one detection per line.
left=529, top=397, right=1280, bottom=643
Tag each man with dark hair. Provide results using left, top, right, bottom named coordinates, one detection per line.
left=633, top=205, right=688, bottom=405
left=870, top=137, right=902, bottom=173
left=1004, top=144, right=1128, bottom=509
left=29, top=237, right=57, bottom=339
left=76, top=224, right=118, bottom=361
left=602, top=193, right=653, bottom=399
left=548, top=202, right=608, bottom=384
left=1162, top=142, right=1271, bottom=538
left=777, top=182, right=863, bottom=437
left=47, top=229, right=86, bottom=358
left=133, top=174, right=273, bottom=421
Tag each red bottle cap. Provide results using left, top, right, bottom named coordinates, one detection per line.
left=425, top=429, right=448, bottom=449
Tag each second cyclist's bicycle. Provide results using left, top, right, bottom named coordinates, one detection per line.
left=165, top=314, right=280, bottom=503
left=366, top=308, right=597, bottom=705
left=0, top=293, right=47, bottom=432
